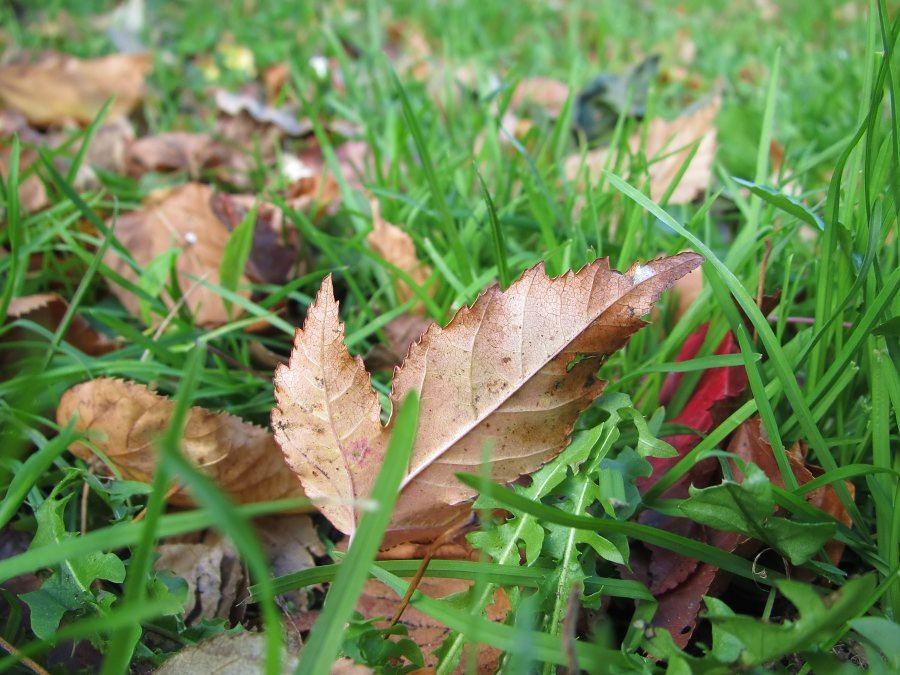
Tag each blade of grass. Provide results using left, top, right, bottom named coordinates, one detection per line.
left=475, top=164, right=511, bottom=289
left=392, top=71, right=472, bottom=285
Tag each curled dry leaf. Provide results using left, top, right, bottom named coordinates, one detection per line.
left=0, top=52, right=152, bottom=126
left=272, top=253, right=703, bottom=547
left=57, top=378, right=307, bottom=508
left=565, top=96, right=721, bottom=205
left=367, top=200, right=433, bottom=313
left=214, top=89, right=312, bottom=137
left=2, top=294, right=116, bottom=365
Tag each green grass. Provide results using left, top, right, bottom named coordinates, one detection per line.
left=0, top=0, right=897, bottom=672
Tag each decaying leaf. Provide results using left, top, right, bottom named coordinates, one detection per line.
left=2, top=294, right=117, bottom=364
left=124, top=132, right=231, bottom=178
left=214, top=89, right=312, bottom=137
left=632, top=415, right=854, bottom=648
left=366, top=200, right=433, bottom=312
left=254, top=514, right=325, bottom=611
left=57, top=378, right=307, bottom=508
left=154, top=532, right=247, bottom=624
left=729, top=416, right=853, bottom=566
left=104, top=183, right=248, bottom=325
left=104, top=183, right=298, bottom=326
left=364, top=314, right=435, bottom=372
left=565, top=96, right=721, bottom=205
left=272, top=253, right=702, bottom=546
left=154, top=631, right=299, bottom=674
left=0, top=51, right=152, bottom=126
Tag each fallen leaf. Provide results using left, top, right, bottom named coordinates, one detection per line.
left=155, top=532, right=247, bottom=624
left=0, top=51, right=152, bottom=126
left=104, top=183, right=293, bottom=326
left=214, top=89, right=312, bottom=138
left=508, top=76, right=571, bottom=118
left=209, top=192, right=303, bottom=285
left=355, top=578, right=508, bottom=672
left=124, top=132, right=228, bottom=178
left=272, top=253, right=702, bottom=546
left=565, top=96, right=721, bottom=205
left=364, top=314, right=435, bottom=372
left=642, top=324, right=747, bottom=493
left=2, top=294, right=117, bottom=364
left=57, top=378, right=307, bottom=508
left=729, top=417, right=853, bottom=567
left=367, top=200, right=433, bottom=313
left=632, top=416, right=853, bottom=648
left=154, top=631, right=298, bottom=674
left=254, top=514, right=325, bottom=611
left=574, top=55, right=660, bottom=141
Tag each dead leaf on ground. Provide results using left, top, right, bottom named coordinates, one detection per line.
left=508, top=76, right=571, bottom=118
left=154, top=631, right=299, bottom=674
left=272, top=253, right=702, bottom=547
left=730, top=416, right=853, bottom=566
left=154, top=532, right=247, bottom=625
left=104, top=183, right=300, bottom=326
left=0, top=51, right=152, bottom=126
left=356, top=578, right=508, bottom=672
left=565, top=96, right=721, bottom=205
left=124, top=132, right=233, bottom=179
left=57, top=378, right=307, bottom=508
left=214, top=88, right=312, bottom=138
left=1, top=294, right=117, bottom=364
left=631, top=415, right=854, bottom=647
left=367, top=199, right=433, bottom=313
left=254, top=514, right=325, bottom=611
left=104, top=183, right=251, bottom=326
left=364, top=314, right=435, bottom=372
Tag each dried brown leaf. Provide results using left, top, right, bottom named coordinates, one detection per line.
left=154, top=532, right=247, bottom=624
left=102, top=183, right=299, bottom=326
left=364, top=315, right=435, bottom=372
left=125, top=132, right=224, bottom=178
left=367, top=200, right=433, bottom=313
left=272, top=253, right=703, bottom=545
left=0, top=52, right=152, bottom=126
left=57, top=378, right=307, bottom=508
left=104, top=183, right=247, bottom=326
left=154, top=632, right=298, bottom=674
left=2, top=293, right=117, bottom=364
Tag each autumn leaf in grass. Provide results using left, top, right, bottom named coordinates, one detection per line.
left=272, top=253, right=702, bottom=546
left=57, top=378, right=307, bottom=508
left=367, top=199, right=433, bottom=314
left=104, top=183, right=300, bottom=326
left=0, top=52, right=152, bottom=126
